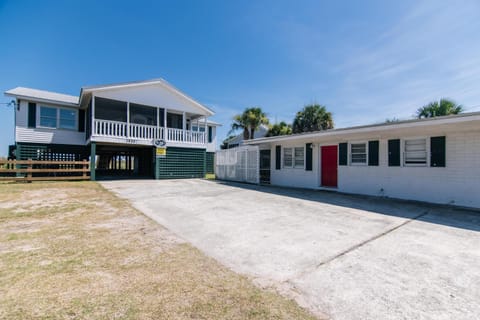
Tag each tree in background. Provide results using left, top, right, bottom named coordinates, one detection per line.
left=385, top=117, right=400, bottom=123
left=292, top=104, right=334, bottom=133
left=416, top=98, right=463, bottom=118
left=266, top=121, right=292, bottom=137
left=230, top=107, right=269, bottom=140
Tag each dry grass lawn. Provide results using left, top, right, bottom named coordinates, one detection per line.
left=0, top=181, right=316, bottom=319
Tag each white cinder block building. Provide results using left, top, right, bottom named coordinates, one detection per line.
left=244, top=113, right=480, bottom=209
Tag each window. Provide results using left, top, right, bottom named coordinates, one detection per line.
left=59, top=109, right=76, bottom=129
left=94, top=97, right=127, bottom=122
left=130, top=103, right=157, bottom=126
left=167, top=113, right=183, bottom=129
left=283, top=147, right=304, bottom=168
left=294, top=147, right=304, bottom=167
left=404, top=138, right=427, bottom=165
left=350, top=143, right=367, bottom=164
left=283, top=148, right=293, bottom=167
left=192, top=126, right=206, bottom=132
left=39, top=106, right=77, bottom=130
left=39, top=106, right=57, bottom=128
left=208, top=126, right=213, bottom=143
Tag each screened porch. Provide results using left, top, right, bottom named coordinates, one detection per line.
left=88, top=96, right=209, bottom=146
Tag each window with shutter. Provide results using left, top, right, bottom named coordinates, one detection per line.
left=28, top=102, right=36, bottom=128
left=294, top=147, right=304, bottom=168
left=339, top=142, right=348, bottom=166
left=283, top=148, right=293, bottom=167
left=350, top=143, right=367, bottom=165
left=368, top=140, right=379, bottom=166
left=388, top=139, right=400, bottom=166
left=275, top=146, right=281, bottom=170
left=430, top=136, right=446, bottom=167
left=305, top=143, right=313, bottom=171
left=404, top=138, right=427, bottom=166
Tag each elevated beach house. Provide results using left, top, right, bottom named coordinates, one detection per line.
left=5, top=79, right=220, bottom=180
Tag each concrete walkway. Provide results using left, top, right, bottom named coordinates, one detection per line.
left=101, top=179, right=480, bottom=320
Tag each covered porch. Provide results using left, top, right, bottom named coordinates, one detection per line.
left=87, top=96, right=211, bottom=147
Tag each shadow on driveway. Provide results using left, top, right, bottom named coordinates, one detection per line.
left=215, top=180, right=480, bottom=233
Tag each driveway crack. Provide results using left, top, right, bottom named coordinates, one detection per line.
left=287, top=210, right=430, bottom=283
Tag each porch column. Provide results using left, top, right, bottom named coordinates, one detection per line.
left=182, top=112, right=186, bottom=141
left=156, top=107, right=160, bottom=139
left=164, top=108, right=167, bottom=140
left=126, top=102, right=130, bottom=138
left=91, top=95, right=95, bottom=135
left=90, top=142, right=96, bottom=181
left=204, top=117, right=208, bottom=144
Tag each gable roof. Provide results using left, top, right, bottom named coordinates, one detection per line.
left=79, top=78, right=214, bottom=116
left=4, top=87, right=79, bottom=106
left=244, top=111, right=480, bottom=144
left=195, top=117, right=222, bottom=127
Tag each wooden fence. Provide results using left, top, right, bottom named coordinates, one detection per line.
left=0, top=159, right=90, bottom=182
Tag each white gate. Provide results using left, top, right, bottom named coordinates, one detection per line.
left=215, top=146, right=259, bottom=184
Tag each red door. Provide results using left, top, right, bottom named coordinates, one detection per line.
left=321, top=145, right=338, bottom=187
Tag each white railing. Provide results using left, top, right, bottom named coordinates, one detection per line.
left=94, top=119, right=128, bottom=138
left=167, top=128, right=206, bottom=144
left=93, top=119, right=206, bottom=144
left=129, top=123, right=163, bottom=140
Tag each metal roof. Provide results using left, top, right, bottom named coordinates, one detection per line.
left=4, top=87, right=79, bottom=106
left=194, top=117, right=222, bottom=126
left=79, top=78, right=215, bottom=115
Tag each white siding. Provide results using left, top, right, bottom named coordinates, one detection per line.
left=271, top=141, right=318, bottom=189
left=339, top=132, right=480, bottom=208
left=15, top=100, right=85, bottom=146
left=206, top=126, right=217, bottom=152
left=15, top=100, right=28, bottom=127
left=94, top=83, right=210, bottom=116
left=16, top=127, right=86, bottom=145
left=268, top=126, right=480, bottom=209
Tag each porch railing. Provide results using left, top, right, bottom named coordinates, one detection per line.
left=93, top=119, right=206, bottom=144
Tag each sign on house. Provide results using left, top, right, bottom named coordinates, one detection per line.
left=156, top=147, right=166, bottom=157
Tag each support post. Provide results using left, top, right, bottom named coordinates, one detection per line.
left=27, top=158, right=32, bottom=182
left=127, top=102, right=130, bottom=138
left=156, top=107, right=160, bottom=139
left=82, top=159, right=88, bottom=179
left=91, top=95, right=96, bottom=135
left=182, top=111, right=186, bottom=141
left=203, top=150, right=207, bottom=178
left=164, top=108, right=167, bottom=140
left=204, top=117, right=208, bottom=144
left=90, top=142, right=96, bottom=181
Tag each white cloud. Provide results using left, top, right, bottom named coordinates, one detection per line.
left=264, top=0, right=480, bottom=128
left=333, top=1, right=480, bottom=124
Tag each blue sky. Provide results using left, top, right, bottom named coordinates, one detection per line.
left=1, top=0, right=480, bottom=155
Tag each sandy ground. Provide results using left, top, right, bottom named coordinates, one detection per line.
left=102, top=179, right=480, bottom=320
left=0, top=182, right=316, bottom=319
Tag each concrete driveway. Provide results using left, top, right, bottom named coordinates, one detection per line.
left=101, top=179, right=480, bottom=320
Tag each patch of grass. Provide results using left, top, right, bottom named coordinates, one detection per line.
left=205, top=173, right=216, bottom=180
left=0, top=181, right=316, bottom=319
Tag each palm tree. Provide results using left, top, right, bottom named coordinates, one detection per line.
left=266, top=121, right=293, bottom=137
left=416, top=99, right=463, bottom=118
left=230, top=107, right=269, bottom=140
left=231, top=113, right=250, bottom=140
left=292, top=104, right=334, bottom=133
